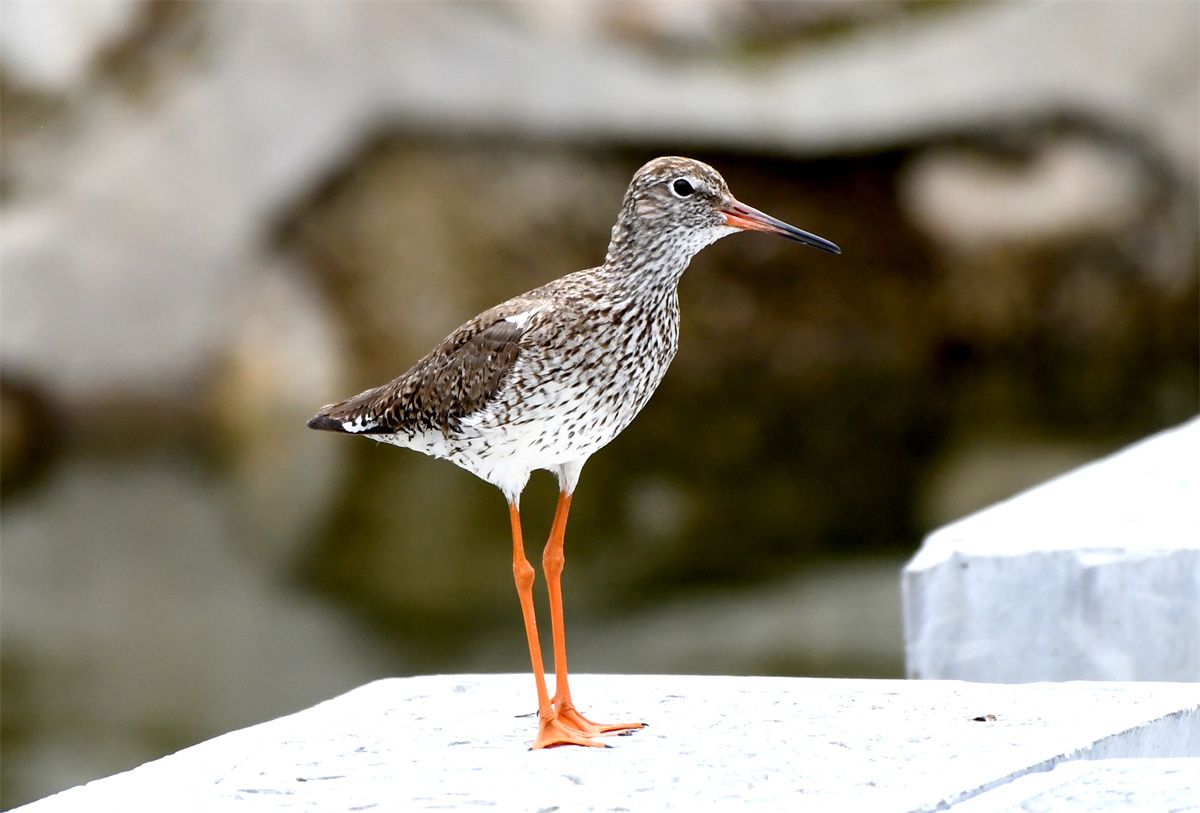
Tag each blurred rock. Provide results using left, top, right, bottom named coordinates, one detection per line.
left=919, top=436, right=1105, bottom=531
left=0, top=375, right=56, bottom=490
left=513, top=2, right=725, bottom=52
left=208, top=255, right=349, bottom=570
left=0, top=0, right=141, bottom=92
left=464, top=559, right=905, bottom=678
left=283, top=144, right=626, bottom=377
left=903, top=138, right=1152, bottom=250
left=0, top=452, right=397, bottom=807
left=3, top=1, right=1195, bottom=413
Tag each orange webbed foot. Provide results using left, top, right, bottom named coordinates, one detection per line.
left=531, top=713, right=610, bottom=750
left=553, top=698, right=645, bottom=737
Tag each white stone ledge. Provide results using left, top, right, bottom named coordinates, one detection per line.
left=15, top=675, right=1200, bottom=813
left=904, top=417, right=1200, bottom=682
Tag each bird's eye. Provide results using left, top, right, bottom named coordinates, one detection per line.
left=671, top=178, right=695, bottom=198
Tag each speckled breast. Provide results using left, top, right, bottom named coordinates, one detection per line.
left=422, top=290, right=680, bottom=476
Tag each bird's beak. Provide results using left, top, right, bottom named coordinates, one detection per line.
left=720, top=200, right=841, bottom=255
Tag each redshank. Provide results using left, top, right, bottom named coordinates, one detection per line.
left=308, top=156, right=840, bottom=749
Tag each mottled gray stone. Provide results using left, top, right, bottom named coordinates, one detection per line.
left=14, top=675, right=1200, bottom=812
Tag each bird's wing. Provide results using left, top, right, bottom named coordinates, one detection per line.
left=308, top=306, right=531, bottom=437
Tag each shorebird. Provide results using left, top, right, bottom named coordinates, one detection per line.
left=308, top=156, right=840, bottom=749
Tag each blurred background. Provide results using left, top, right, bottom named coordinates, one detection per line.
left=1, top=0, right=1196, bottom=807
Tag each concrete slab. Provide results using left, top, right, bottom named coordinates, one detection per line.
left=904, top=417, right=1200, bottom=682
left=14, top=674, right=1200, bottom=813
left=947, top=758, right=1200, bottom=812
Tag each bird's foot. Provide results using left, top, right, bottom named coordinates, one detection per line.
left=531, top=712, right=609, bottom=750
left=552, top=697, right=645, bottom=737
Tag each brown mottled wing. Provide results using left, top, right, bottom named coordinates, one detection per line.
left=307, top=313, right=524, bottom=437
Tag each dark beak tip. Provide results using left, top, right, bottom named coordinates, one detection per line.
left=789, top=232, right=842, bottom=256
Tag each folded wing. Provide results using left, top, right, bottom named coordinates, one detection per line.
left=307, top=312, right=526, bottom=437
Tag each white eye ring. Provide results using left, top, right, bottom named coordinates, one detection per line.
left=670, top=178, right=696, bottom=198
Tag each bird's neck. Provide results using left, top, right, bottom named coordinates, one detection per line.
left=603, top=219, right=698, bottom=294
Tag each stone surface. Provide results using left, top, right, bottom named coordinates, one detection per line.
left=946, top=758, right=1200, bottom=813
left=14, top=675, right=1200, bottom=812
left=903, top=418, right=1200, bottom=683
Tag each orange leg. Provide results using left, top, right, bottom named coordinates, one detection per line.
left=507, top=502, right=604, bottom=750
left=542, top=492, right=645, bottom=736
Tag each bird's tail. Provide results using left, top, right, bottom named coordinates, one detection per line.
left=306, top=413, right=348, bottom=432
left=306, top=390, right=392, bottom=434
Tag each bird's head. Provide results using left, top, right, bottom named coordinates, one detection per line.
left=606, top=156, right=841, bottom=270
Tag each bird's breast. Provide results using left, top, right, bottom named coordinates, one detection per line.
left=468, top=296, right=680, bottom=457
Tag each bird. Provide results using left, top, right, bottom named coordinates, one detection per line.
left=307, top=156, right=840, bottom=749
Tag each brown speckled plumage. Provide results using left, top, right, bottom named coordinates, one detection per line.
left=308, top=312, right=524, bottom=438
left=309, top=156, right=840, bottom=503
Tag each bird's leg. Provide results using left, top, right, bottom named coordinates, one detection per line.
left=508, top=502, right=604, bottom=749
left=542, top=491, right=645, bottom=736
